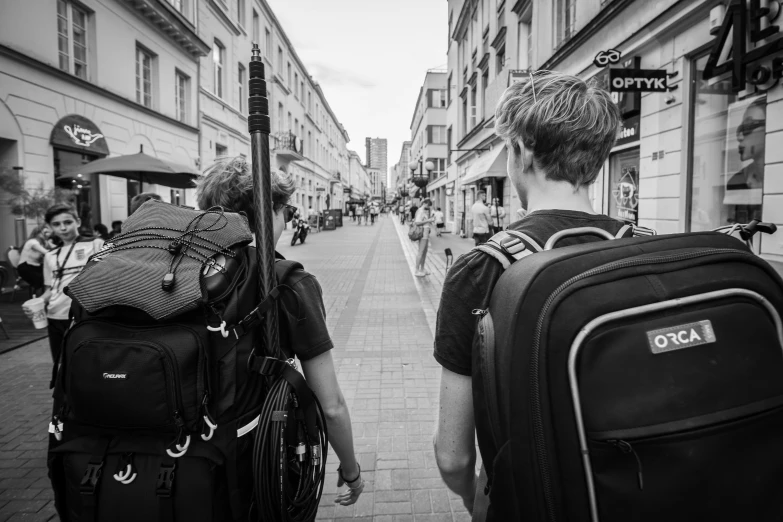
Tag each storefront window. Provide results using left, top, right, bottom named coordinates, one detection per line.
left=689, top=54, right=766, bottom=231
left=608, top=148, right=640, bottom=224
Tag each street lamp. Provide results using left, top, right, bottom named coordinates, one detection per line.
left=408, top=160, right=434, bottom=198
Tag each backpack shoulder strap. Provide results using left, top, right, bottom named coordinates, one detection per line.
left=473, top=230, right=542, bottom=271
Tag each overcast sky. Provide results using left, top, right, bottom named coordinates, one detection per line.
left=266, top=0, right=449, bottom=184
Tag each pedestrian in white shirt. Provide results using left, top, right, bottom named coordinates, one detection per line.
left=38, top=204, right=104, bottom=364
left=413, top=198, right=436, bottom=277
left=489, top=197, right=506, bottom=234
left=470, top=190, right=492, bottom=245
left=434, top=207, right=445, bottom=237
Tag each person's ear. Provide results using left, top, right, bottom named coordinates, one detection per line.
left=518, top=141, right=535, bottom=172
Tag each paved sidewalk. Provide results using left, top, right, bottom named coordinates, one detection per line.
left=0, top=213, right=469, bottom=522
left=280, top=215, right=470, bottom=521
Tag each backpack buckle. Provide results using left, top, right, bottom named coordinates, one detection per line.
left=156, top=463, right=177, bottom=497
left=498, top=235, right=526, bottom=255
left=80, top=463, right=103, bottom=495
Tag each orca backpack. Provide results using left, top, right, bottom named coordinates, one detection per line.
left=47, top=202, right=305, bottom=522
left=471, top=223, right=783, bottom=522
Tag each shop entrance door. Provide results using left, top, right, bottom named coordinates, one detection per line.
left=54, top=148, right=101, bottom=235
left=608, top=148, right=640, bottom=224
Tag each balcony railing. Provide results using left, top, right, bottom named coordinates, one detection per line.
left=273, top=131, right=304, bottom=161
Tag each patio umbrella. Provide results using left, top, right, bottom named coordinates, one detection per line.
left=63, top=151, right=199, bottom=189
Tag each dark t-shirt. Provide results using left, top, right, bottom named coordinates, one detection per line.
left=274, top=253, right=334, bottom=361
left=433, top=210, right=627, bottom=376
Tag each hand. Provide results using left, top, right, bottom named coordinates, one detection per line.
left=335, top=465, right=364, bottom=506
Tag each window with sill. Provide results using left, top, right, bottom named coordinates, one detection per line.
left=236, top=0, right=245, bottom=27
left=237, top=63, right=245, bottom=113
left=213, top=40, right=225, bottom=98
left=252, top=10, right=259, bottom=44
left=556, top=0, right=576, bottom=47
left=175, top=70, right=189, bottom=123
left=57, top=0, right=89, bottom=79
left=135, top=46, right=154, bottom=108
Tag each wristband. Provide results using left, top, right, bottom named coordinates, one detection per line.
left=337, top=463, right=361, bottom=485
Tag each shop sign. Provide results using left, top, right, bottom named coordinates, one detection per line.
left=50, top=115, right=109, bottom=156
left=593, top=49, right=622, bottom=68
left=343, top=187, right=352, bottom=194
left=507, top=69, right=532, bottom=88
left=316, top=187, right=326, bottom=192
left=445, top=181, right=455, bottom=197
left=616, top=114, right=640, bottom=146
left=704, top=0, right=783, bottom=93
left=609, top=69, right=669, bottom=92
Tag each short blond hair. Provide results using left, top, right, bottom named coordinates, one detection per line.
left=196, top=156, right=296, bottom=229
left=495, top=70, right=620, bottom=188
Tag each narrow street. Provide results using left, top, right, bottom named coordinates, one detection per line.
left=0, top=214, right=477, bottom=522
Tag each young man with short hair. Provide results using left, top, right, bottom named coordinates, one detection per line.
left=39, top=204, right=105, bottom=364
left=433, top=71, right=625, bottom=517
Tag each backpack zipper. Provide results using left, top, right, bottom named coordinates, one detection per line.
left=529, top=248, right=754, bottom=522
left=607, top=439, right=644, bottom=490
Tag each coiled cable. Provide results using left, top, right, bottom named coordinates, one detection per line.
left=252, top=372, right=328, bottom=522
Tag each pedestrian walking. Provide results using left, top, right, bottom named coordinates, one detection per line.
left=399, top=203, right=406, bottom=225
left=489, top=197, right=506, bottom=234
left=434, top=207, right=445, bottom=237
left=16, top=225, right=52, bottom=293
left=108, top=220, right=122, bottom=239
left=470, top=190, right=492, bottom=245
left=370, top=203, right=379, bottom=225
left=364, top=204, right=370, bottom=225
left=433, top=70, right=629, bottom=519
left=197, top=157, right=365, bottom=506
left=38, top=204, right=105, bottom=364
left=350, top=204, right=356, bottom=222
left=129, top=191, right=162, bottom=215
left=413, top=198, right=435, bottom=277
left=355, top=203, right=364, bottom=225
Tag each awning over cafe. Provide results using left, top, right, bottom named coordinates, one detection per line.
left=461, top=147, right=507, bottom=186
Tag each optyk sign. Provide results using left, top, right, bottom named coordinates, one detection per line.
left=610, top=69, right=669, bottom=92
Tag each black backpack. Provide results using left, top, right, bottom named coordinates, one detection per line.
left=471, top=225, right=783, bottom=522
left=47, top=203, right=307, bottom=522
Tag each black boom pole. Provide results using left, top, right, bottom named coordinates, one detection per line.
left=247, top=44, right=279, bottom=359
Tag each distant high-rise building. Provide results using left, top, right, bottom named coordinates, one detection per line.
left=364, top=137, right=388, bottom=180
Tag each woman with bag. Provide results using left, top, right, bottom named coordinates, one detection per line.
left=413, top=198, right=435, bottom=277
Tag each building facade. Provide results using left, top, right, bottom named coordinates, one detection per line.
left=0, top=0, right=356, bottom=251
left=447, top=0, right=533, bottom=237
left=347, top=149, right=372, bottom=206
left=407, top=70, right=449, bottom=222
left=533, top=0, right=783, bottom=273
left=391, top=140, right=412, bottom=203
left=0, top=0, right=207, bottom=247
left=364, top=137, right=388, bottom=181
left=197, top=0, right=351, bottom=216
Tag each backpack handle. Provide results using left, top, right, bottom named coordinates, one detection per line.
left=544, top=227, right=617, bottom=250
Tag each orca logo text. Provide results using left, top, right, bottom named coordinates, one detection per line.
left=646, top=320, right=716, bottom=354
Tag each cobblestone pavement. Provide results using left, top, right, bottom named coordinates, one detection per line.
left=0, top=213, right=470, bottom=521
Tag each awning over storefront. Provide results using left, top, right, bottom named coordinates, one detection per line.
left=461, top=147, right=507, bottom=186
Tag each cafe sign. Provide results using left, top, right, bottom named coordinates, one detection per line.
left=50, top=115, right=109, bottom=156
